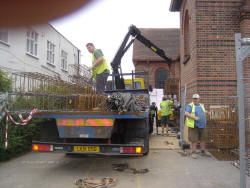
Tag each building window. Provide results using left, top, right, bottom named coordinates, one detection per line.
left=155, top=68, right=168, bottom=89
left=183, top=10, right=190, bottom=64
left=61, top=50, right=68, bottom=71
left=0, top=28, right=8, bottom=43
left=74, top=54, right=78, bottom=65
left=47, top=41, right=55, bottom=65
left=26, top=30, right=38, bottom=56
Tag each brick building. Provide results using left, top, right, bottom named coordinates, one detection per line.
left=132, top=28, right=180, bottom=90
left=169, top=0, right=250, bottom=107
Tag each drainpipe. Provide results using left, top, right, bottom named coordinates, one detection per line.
left=77, top=49, right=80, bottom=77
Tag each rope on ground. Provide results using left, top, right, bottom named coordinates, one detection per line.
left=74, top=177, right=116, bottom=188
left=112, top=162, right=149, bottom=174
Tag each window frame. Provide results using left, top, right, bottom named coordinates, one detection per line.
left=26, top=29, right=38, bottom=57
left=183, top=9, right=190, bottom=64
left=61, top=50, right=68, bottom=71
left=155, top=68, right=168, bottom=89
left=46, top=40, right=55, bottom=65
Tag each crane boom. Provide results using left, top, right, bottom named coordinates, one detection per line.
left=110, top=25, right=172, bottom=89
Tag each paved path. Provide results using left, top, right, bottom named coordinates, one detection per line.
left=0, top=136, right=249, bottom=188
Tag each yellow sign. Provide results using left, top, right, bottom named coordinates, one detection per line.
left=151, top=46, right=157, bottom=52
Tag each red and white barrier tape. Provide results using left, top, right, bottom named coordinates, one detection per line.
left=3, top=108, right=37, bottom=149
left=18, top=109, right=37, bottom=123
left=5, top=115, right=8, bottom=149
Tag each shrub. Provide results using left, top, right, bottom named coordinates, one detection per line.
left=0, top=117, right=43, bottom=162
left=0, top=68, right=42, bottom=162
left=0, top=69, right=12, bottom=92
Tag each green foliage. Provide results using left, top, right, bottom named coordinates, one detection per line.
left=0, top=69, right=12, bottom=92
left=0, top=117, right=48, bottom=162
left=0, top=68, right=49, bottom=161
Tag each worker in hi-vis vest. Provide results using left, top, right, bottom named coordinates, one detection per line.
left=156, top=109, right=161, bottom=135
left=149, top=102, right=158, bottom=134
left=160, top=95, right=173, bottom=135
left=86, top=43, right=110, bottom=94
left=185, top=94, right=210, bottom=159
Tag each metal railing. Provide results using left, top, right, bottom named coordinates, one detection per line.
left=0, top=92, right=8, bottom=120
left=5, top=72, right=106, bottom=113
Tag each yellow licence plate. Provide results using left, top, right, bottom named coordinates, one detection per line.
left=73, top=146, right=100, bottom=153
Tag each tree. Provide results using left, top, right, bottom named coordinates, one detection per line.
left=0, top=68, right=12, bottom=92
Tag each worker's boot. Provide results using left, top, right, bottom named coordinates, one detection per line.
left=166, top=130, right=169, bottom=136
left=200, top=150, right=211, bottom=157
left=191, top=151, right=198, bottom=159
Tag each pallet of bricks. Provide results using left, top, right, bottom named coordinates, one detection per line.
left=164, top=78, right=179, bottom=100
left=206, top=106, right=239, bottom=160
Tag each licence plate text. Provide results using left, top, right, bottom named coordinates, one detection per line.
left=73, top=146, right=100, bottom=153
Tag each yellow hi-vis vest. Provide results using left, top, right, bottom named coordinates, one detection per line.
left=151, top=109, right=156, bottom=116
left=160, top=100, right=173, bottom=116
left=157, top=110, right=161, bottom=120
left=186, top=102, right=206, bottom=128
left=92, top=50, right=109, bottom=79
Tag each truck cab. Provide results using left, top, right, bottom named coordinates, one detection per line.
left=106, top=77, right=146, bottom=90
left=124, top=78, right=145, bottom=89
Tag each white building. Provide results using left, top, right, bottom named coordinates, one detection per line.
left=0, top=24, right=80, bottom=81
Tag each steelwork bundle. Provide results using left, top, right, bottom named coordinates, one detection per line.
left=104, top=93, right=149, bottom=113
left=11, top=72, right=94, bottom=95
left=164, top=78, right=179, bottom=100
left=7, top=72, right=106, bottom=113
left=206, top=106, right=239, bottom=161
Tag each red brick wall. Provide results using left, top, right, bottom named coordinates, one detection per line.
left=179, top=0, right=198, bottom=100
left=179, top=0, right=245, bottom=107
left=240, top=0, right=250, bottom=112
left=134, top=60, right=180, bottom=88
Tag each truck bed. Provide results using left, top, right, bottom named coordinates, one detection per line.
left=34, top=111, right=149, bottom=119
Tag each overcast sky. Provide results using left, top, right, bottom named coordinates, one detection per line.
left=51, top=0, right=180, bottom=73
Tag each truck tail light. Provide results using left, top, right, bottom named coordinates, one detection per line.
left=32, top=144, right=53, bottom=152
left=120, top=146, right=143, bottom=154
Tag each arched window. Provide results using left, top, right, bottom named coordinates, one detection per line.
left=184, top=10, right=190, bottom=63
left=155, top=69, right=168, bottom=89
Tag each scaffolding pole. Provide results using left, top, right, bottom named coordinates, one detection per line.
left=180, top=84, right=186, bottom=141
left=235, top=33, right=250, bottom=188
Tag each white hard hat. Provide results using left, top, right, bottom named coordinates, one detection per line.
left=192, top=94, right=200, bottom=99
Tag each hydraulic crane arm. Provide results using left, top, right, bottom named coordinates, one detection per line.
left=135, top=33, right=172, bottom=66
left=110, top=25, right=172, bottom=89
